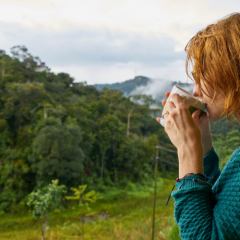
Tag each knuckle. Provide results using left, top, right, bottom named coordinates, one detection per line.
left=172, top=93, right=178, bottom=98
left=171, top=112, right=177, bottom=118
left=166, top=118, right=171, bottom=125
left=179, top=105, right=186, bottom=111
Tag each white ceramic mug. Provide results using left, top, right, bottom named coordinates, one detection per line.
left=160, top=85, right=207, bottom=128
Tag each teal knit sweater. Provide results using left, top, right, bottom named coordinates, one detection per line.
left=171, top=145, right=240, bottom=240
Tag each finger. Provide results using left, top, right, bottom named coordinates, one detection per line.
left=192, top=110, right=201, bottom=128
left=200, top=111, right=208, bottom=119
left=165, top=92, right=170, bottom=98
left=166, top=96, right=176, bottom=113
left=198, top=111, right=209, bottom=125
left=169, top=93, right=185, bottom=108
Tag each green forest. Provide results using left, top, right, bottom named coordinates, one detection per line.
left=0, top=46, right=240, bottom=239
left=0, top=46, right=181, bottom=214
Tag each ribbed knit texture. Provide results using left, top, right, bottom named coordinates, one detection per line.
left=171, top=145, right=240, bottom=240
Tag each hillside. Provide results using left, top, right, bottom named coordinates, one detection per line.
left=94, top=76, right=150, bottom=95
left=0, top=47, right=179, bottom=213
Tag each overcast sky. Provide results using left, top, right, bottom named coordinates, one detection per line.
left=0, top=0, right=239, bottom=84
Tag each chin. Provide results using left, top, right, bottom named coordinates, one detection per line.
left=208, top=111, right=225, bottom=123
left=209, top=116, right=219, bottom=123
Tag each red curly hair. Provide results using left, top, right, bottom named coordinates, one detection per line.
left=185, top=13, right=240, bottom=125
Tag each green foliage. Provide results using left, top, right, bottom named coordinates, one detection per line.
left=65, top=185, right=102, bottom=205
left=166, top=217, right=181, bottom=240
left=29, top=117, right=84, bottom=187
left=96, top=177, right=163, bottom=201
left=27, top=179, right=67, bottom=239
left=0, top=178, right=176, bottom=239
left=5, top=44, right=240, bottom=213
left=27, top=179, right=67, bottom=219
left=212, top=129, right=240, bottom=170
left=210, top=118, right=240, bottom=136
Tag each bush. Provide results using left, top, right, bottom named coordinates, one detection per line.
left=98, top=177, right=163, bottom=201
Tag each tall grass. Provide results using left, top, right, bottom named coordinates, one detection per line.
left=0, top=178, right=178, bottom=240
left=99, top=178, right=164, bottom=201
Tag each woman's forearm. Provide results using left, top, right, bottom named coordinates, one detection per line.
left=178, top=142, right=204, bottom=178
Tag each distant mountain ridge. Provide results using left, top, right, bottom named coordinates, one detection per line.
left=93, top=76, right=194, bottom=102
left=94, top=76, right=150, bottom=95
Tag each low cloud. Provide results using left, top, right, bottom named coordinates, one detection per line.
left=0, top=22, right=185, bottom=67
left=129, top=78, right=194, bottom=102
left=0, top=22, right=189, bottom=83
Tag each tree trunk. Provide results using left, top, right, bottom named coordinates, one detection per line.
left=42, top=215, right=49, bottom=240
left=81, top=214, right=85, bottom=238
left=127, top=104, right=135, bottom=136
left=96, top=154, right=99, bottom=166
left=113, top=142, right=117, bottom=184
left=44, top=108, right=48, bottom=119
left=101, top=151, right=105, bottom=179
left=127, top=113, right=130, bottom=136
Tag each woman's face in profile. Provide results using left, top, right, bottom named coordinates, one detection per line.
left=192, top=82, right=226, bottom=123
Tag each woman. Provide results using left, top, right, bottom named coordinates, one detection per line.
left=156, top=13, right=240, bottom=239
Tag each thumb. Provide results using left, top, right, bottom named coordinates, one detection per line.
left=192, top=110, right=201, bottom=128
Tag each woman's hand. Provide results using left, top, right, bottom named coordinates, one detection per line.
left=157, top=93, right=204, bottom=178
left=159, top=92, right=213, bottom=157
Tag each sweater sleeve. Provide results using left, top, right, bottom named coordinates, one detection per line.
left=171, top=174, right=215, bottom=240
left=203, top=145, right=221, bottom=186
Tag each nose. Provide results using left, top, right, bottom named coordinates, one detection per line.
left=192, top=84, right=202, bottom=98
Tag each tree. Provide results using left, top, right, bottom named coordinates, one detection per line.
left=27, top=179, right=67, bottom=240
left=127, top=94, right=161, bottom=136
left=65, top=185, right=102, bottom=236
left=65, top=185, right=102, bottom=238
left=0, top=120, right=30, bottom=212
left=3, top=82, right=53, bottom=132
left=0, top=46, right=182, bottom=210
left=10, top=45, right=49, bottom=81
left=65, top=184, right=102, bottom=205
left=0, top=54, right=12, bottom=77
left=29, top=117, right=85, bottom=186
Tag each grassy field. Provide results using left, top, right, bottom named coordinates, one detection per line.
left=0, top=178, right=180, bottom=240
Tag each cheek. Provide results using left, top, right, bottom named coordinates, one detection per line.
left=202, top=92, right=212, bottom=103
left=207, top=101, right=226, bottom=122
left=208, top=107, right=219, bottom=122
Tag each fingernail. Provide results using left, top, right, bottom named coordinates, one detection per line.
left=156, top=118, right=160, bottom=123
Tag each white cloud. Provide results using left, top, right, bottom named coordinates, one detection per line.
left=0, top=23, right=186, bottom=84
left=0, top=23, right=185, bottom=66
left=51, top=63, right=135, bottom=84
left=51, top=59, right=188, bottom=85
left=0, top=0, right=239, bottom=83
